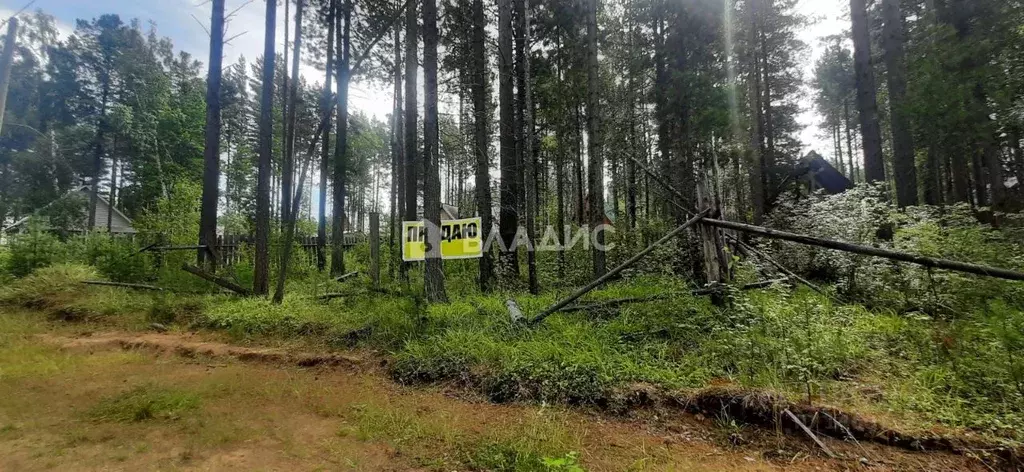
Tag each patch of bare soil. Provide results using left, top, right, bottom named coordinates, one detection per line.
left=20, top=330, right=1004, bottom=471
left=42, top=331, right=369, bottom=369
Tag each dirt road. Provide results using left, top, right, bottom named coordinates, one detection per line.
left=0, top=309, right=987, bottom=471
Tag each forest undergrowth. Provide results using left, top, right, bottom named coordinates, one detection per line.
left=2, top=187, right=1024, bottom=453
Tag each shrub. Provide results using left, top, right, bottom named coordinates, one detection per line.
left=0, top=264, right=96, bottom=308
left=4, top=218, right=66, bottom=277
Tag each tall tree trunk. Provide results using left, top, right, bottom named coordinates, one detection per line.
left=882, top=0, right=917, bottom=207
left=747, top=0, right=765, bottom=224
left=254, top=0, right=278, bottom=295
left=422, top=0, right=446, bottom=302
left=850, top=0, right=886, bottom=184
left=107, top=151, right=118, bottom=233
left=498, top=0, right=519, bottom=277
left=653, top=11, right=672, bottom=219
left=586, top=0, right=605, bottom=277
left=283, top=0, right=303, bottom=230
left=844, top=97, right=855, bottom=183
left=317, top=0, right=336, bottom=272
left=516, top=0, right=538, bottom=294
left=0, top=18, right=18, bottom=136
left=1013, top=131, right=1024, bottom=196
left=471, top=0, right=493, bottom=292
left=331, top=0, right=351, bottom=275
left=280, top=0, right=290, bottom=227
left=574, top=103, right=584, bottom=225
left=951, top=145, right=970, bottom=202
left=89, top=73, right=110, bottom=230
left=758, top=5, right=775, bottom=192
left=391, top=11, right=403, bottom=280
left=197, top=0, right=224, bottom=268
left=971, top=150, right=987, bottom=207
left=402, top=0, right=419, bottom=280
left=924, top=143, right=941, bottom=205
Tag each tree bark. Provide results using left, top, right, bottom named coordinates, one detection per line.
left=402, top=0, right=419, bottom=280
left=391, top=11, right=403, bottom=280
left=586, top=0, right=605, bottom=278
left=254, top=0, right=278, bottom=295
left=517, top=0, right=538, bottom=294
left=331, top=0, right=351, bottom=275
left=498, top=0, right=519, bottom=277
left=844, top=98, right=856, bottom=183
left=747, top=0, right=765, bottom=224
left=422, top=0, right=446, bottom=302
left=107, top=152, right=118, bottom=233
left=882, top=0, right=917, bottom=207
left=282, top=0, right=303, bottom=230
left=850, top=0, right=886, bottom=184
left=0, top=18, right=18, bottom=135
left=317, top=0, right=336, bottom=272
left=471, top=0, right=493, bottom=292
left=89, top=67, right=110, bottom=230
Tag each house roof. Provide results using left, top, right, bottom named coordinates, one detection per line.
left=4, top=186, right=136, bottom=234
left=796, top=151, right=854, bottom=194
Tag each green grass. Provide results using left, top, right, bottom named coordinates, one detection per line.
left=87, top=384, right=201, bottom=422
left=4, top=256, right=1024, bottom=446
left=344, top=401, right=583, bottom=471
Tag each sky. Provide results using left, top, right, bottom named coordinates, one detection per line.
left=1, top=0, right=851, bottom=217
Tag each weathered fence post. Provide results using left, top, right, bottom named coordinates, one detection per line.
left=370, top=212, right=380, bottom=290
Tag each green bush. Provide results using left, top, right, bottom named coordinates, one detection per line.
left=4, top=218, right=66, bottom=277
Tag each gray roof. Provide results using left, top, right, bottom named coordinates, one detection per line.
left=4, top=186, right=136, bottom=234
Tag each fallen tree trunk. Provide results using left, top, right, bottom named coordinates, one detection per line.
left=181, top=264, right=252, bottom=296
left=82, top=281, right=165, bottom=292
left=531, top=210, right=711, bottom=325
left=700, top=219, right=1024, bottom=282
left=335, top=271, right=359, bottom=282
left=628, top=155, right=825, bottom=295
left=628, top=155, right=1024, bottom=284
left=506, top=299, right=525, bottom=323
left=560, top=279, right=790, bottom=314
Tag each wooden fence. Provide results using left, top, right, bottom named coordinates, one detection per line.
left=148, top=233, right=368, bottom=269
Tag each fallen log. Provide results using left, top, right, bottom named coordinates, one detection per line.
left=506, top=299, right=525, bottom=323
left=82, top=281, right=165, bottom=292
left=531, top=210, right=711, bottom=325
left=145, top=245, right=209, bottom=252
left=628, top=155, right=826, bottom=295
left=560, top=278, right=790, bottom=314
left=335, top=271, right=359, bottom=283
left=181, top=264, right=252, bottom=296
left=700, top=219, right=1024, bottom=282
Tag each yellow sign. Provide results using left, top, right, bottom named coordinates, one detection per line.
left=402, top=217, right=484, bottom=261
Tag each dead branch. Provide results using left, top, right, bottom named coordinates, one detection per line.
left=559, top=279, right=790, bottom=314
left=784, top=409, right=837, bottom=459
left=82, top=281, right=165, bottom=292
left=531, top=209, right=711, bottom=325
left=701, top=218, right=1024, bottom=282
left=181, top=264, right=252, bottom=296
left=335, top=271, right=359, bottom=282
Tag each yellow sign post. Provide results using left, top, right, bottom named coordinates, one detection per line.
left=402, top=217, right=484, bottom=261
